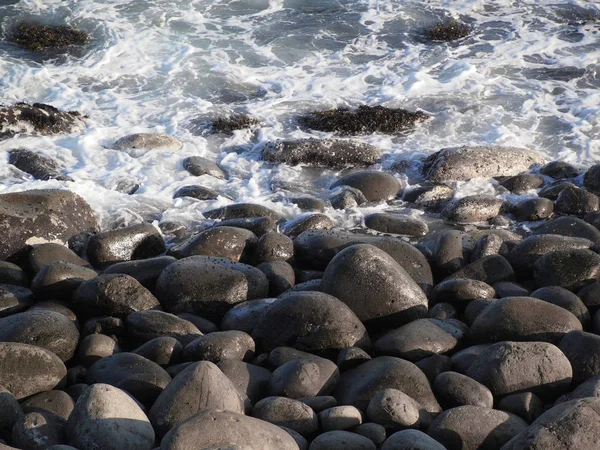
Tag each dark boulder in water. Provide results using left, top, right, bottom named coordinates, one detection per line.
left=182, top=156, right=227, bottom=179
left=262, top=139, right=382, bottom=168
left=8, top=22, right=89, bottom=52
left=298, top=105, right=429, bottom=135
left=211, top=114, right=261, bottom=134
left=0, top=103, right=85, bottom=140
left=426, top=19, right=471, bottom=42
left=8, top=148, right=71, bottom=181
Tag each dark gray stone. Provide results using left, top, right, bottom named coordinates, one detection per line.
left=497, top=392, right=544, bottom=423
left=0, top=284, right=34, bottom=318
left=12, top=411, right=66, bottom=450
left=364, top=213, right=428, bottom=236
left=583, top=164, right=600, bottom=194
left=430, top=278, right=495, bottom=308
left=445, top=255, right=515, bottom=285
left=220, top=298, right=277, bottom=334
left=555, top=186, right=599, bottom=215
left=534, top=249, right=600, bottom=290
left=125, top=310, right=202, bottom=346
left=433, top=371, right=493, bottom=409
left=366, top=388, right=430, bottom=430
left=204, top=203, right=282, bottom=221
left=214, top=217, right=276, bottom=237
left=103, top=256, right=176, bottom=290
left=252, top=397, right=318, bottom=436
left=217, top=360, right=271, bottom=405
left=559, top=330, right=600, bottom=385
left=499, top=174, right=543, bottom=194
left=31, top=262, right=96, bottom=299
left=182, top=156, right=226, bottom=179
left=78, top=334, right=120, bottom=367
left=442, top=195, right=504, bottom=224
left=182, top=331, right=255, bottom=363
left=268, top=356, right=340, bottom=399
left=258, top=260, right=295, bottom=296
left=530, top=286, right=590, bottom=326
left=256, top=233, right=294, bottom=262
left=540, top=160, right=581, bottom=179
left=8, top=148, right=69, bottom=181
left=132, top=336, right=182, bottom=366
left=174, top=226, right=257, bottom=263
left=282, top=214, right=335, bottom=238
left=21, top=391, right=74, bottom=421
left=539, top=180, right=577, bottom=200
left=381, top=430, right=446, bottom=450
left=173, top=185, right=220, bottom=200
left=330, top=171, right=403, bottom=202
left=511, top=198, right=554, bottom=221
left=532, top=217, right=600, bottom=246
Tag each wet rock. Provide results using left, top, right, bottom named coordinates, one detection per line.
left=430, top=278, right=495, bottom=308
left=28, top=243, right=88, bottom=273
left=289, top=196, right=326, bottom=212
left=329, top=186, right=369, bottom=209
left=283, top=214, right=335, bottom=238
left=31, top=262, right=96, bottom=299
left=494, top=281, right=529, bottom=298
left=66, top=384, right=154, bottom=450
left=132, top=336, right=181, bottom=366
left=322, top=244, right=428, bottom=328
left=411, top=185, right=455, bottom=212
left=159, top=410, right=299, bottom=450
left=0, top=285, right=34, bottom=318
left=113, top=178, right=139, bottom=194
left=81, top=316, right=124, bottom=341
left=174, top=226, right=257, bottom=263
left=442, top=195, right=504, bottom=224
left=0, top=189, right=98, bottom=261
left=375, top=319, right=468, bottom=361
left=425, top=19, right=471, bottom=41
left=0, top=310, right=79, bottom=362
left=268, top=354, right=340, bottom=399
left=256, top=232, right=294, bottom=262
left=262, top=139, right=382, bottom=168
left=156, top=256, right=268, bottom=321
left=173, top=185, right=220, bottom=200
left=555, top=186, right=599, bottom=215
left=497, top=392, right=544, bottom=423
left=204, top=203, right=283, bottom=221
left=12, top=411, right=66, bottom=450
left=530, top=286, right=590, bottom=326
left=433, top=230, right=470, bottom=275
left=364, top=213, right=428, bottom=236
left=252, top=291, right=370, bottom=353
left=182, top=156, right=226, bottom=179
left=424, top=146, right=544, bottom=183
left=298, top=105, right=428, bottom=135
left=78, top=334, right=119, bottom=367
left=8, top=148, right=69, bottom=181
left=583, top=164, right=600, bottom=194
left=103, top=256, right=176, bottom=290
left=334, top=356, right=441, bottom=413
left=539, top=180, right=577, bottom=200
left=0, top=261, right=28, bottom=286
left=217, top=360, right=271, bottom=405
left=534, top=248, right=600, bottom=290
left=433, top=371, right=493, bottom=409
left=467, top=341, right=572, bottom=398
left=540, top=160, right=581, bottom=179
left=511, top=197, right=554, bottom=221
left=111, top=133, right=182, bottom=152
left=366, top=389, right=430, bottom=430
left=471, top=296, right=582, bottom=344
left=381, top=429, right=446, bottom=450
left=258, top=260, right=295, bottom=296
left=331, top=171, right=403, bottom=202
left=502, top=398, right=600, bottom=449
left=450, top=344, right=491, bottom=374
left=8, top=23, right=88, bottom=51
left=253, top=397, right=318, bottom=436
left=182, top=330, right=255, bottom=363
left=86, top=223, right=165, bottom=269
left=126, top=310, right=202, bottom=346
left=215, top=216, right=276, bottom=237
left=319, top=406, right=363, bottom=431
left=86, top=352, right=171, bottom=407
left=148, top=361, right=245, bottom=438
left=211, top=114, right=261, bottom=134
left=220, top=298, right=277, bottom=334
left=445, top=254, right=515, bottom=285
left=499, top=174, right=544, bottom=194
left=559, top=330, right=600, bottom=385
left=0, top=342, right=66, bottom=399
left=0, top=103, right=86, bottom=140
left=73, top=274, right=160, bottom=318
left=533, top=216, right=600, bottom=246
left=427, top=406, right=527, bottom=450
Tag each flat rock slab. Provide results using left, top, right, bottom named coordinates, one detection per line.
left=423, top=146, right=544, bottom=183
left=262, top=139, right=382, bottom=168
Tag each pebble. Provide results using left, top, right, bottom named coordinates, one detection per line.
left=366, top=388, right=430, bottom=430
left=319, top=406, right=363, bottom=431
left=252, top=397, right=318, bottom=436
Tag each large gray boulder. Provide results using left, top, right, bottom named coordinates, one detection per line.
left=0, top=189, right=98, bottom=261
left=423, top=146, right=544, bottom=183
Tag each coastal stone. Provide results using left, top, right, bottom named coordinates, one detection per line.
left=182, top=155, right=226, bottom=179
left=8, top=23, right=88, bottom=51
left=534, top=249, right=600, bottom=290
left=319, top=406, right=363, bottom=431
left=256, top=232, right=294, bottom=262
left=381, top=430, right=446, bottom=450
left=0, top=261, right=28, bottom=286
left=583, top=164, right=600, bottom=194
left=111, top=133, right=182, bottom=152
left=426, top=19, right=471, bottom=41
left=540, top=160, right=581, bottom=179
left=364, top=213, right=428, bottom=236
left=12, top=411, right=66, bottom=450
left=215, top=217, right=276, bottom=237
left=532, top=216, right=600, bottom=246
left=204, top=203, right=282, bottom=221
left=0, top=103, right=86, bottom=140
left=103, top=256, right=176, bottom=290
left=555, top=186, right=599, bottom=215
left=442, top=195, right=504, bottom=224
left=433, top=230, right=468, bottom=275
left=132, top=336, right=182, bottom=366
left=28, top=243, right=88, bottom=273
left=283, top=214, right=335, bottom=237
left=430, top=278, right=495, bottom=307
left=289, top=196, right=326, bottom=212
left=450, top=344, right=491, bottom=374
left=494, top=281, right=529, bottom=298
left=0, top=189, right=98, bottom=261
left=268, top=355, right=340, bottom=399
left=174, top=226, right=257, bottom=263
left=182, top=330, right=255, bottom=363
left=253, top=397, right=318, bottom=436
left=220, top=298, right=277, bottom=334
left=470, top=233, right=505, bottom=262
left=539, top=180, right=577, bottom=199
left=78, top=334, right=119, bottom=367
left=423, top=146, right=544, bottom=183
left=337, top=347, right=372, bottom=372
left=366, top=389, right=430, bottom=430
left=412, top=185, right=455, bottom=212
left=0, top=387, right=23, bottom=441
left=352, top=423, right=386, bottom=447
left=427, top=302, right=455, bottom=320
left=330, top=186, right=368, bottom=209
left=8, top=148, right=69, bottom=181
left=499, top=174, right=543, bottom=194
left=433, top=371, right=493, bottom=409
left=445, top=254, right=515, bottom=285
left=0, top=285, right=34, bottom=318
left=262, top=139, right=382, bottom=167
left=530, top=286, right=590, bottom=326
left=416, top=355, right=451, bottom=384
left=126, top=310, right=202, bottom=346
left=217, top=360, right=271, bottom=405
left=173, top=185, right=220, bottom=200
left=559, top=331, right=600, bottom=385
left=31, top=262, right=96, bottom=299
left=258, top=260, right=295, bottom=296
left=498, top=392, right=544, bottom=423
left=309, top=431, right=375, bottom=450
left=330, top=171, right=402, bottom=202
left=511, top=197, right=554, bottom=221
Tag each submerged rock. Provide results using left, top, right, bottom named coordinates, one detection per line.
left=0, top=103, right=85, bottom=140
left=425, top=19, right=472, bottom=41
left=298, top=105, right=429, bottom=135
left=8, top=22, right=88, bottom=52
left=182, top=156, right=227, bottom=179
left=8, top=148, right=70, bottom=181
left=211, top=114, right=261, bottom=134
left=262, top=139, right=382, bottom=168
left=111, top=133, right=182, bottom=152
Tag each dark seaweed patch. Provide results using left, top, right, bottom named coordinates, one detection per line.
left=8, top=22, right=89, bottom=52
left=426, top=20, right=471, bottom=42
left=298, top=105, right=429, bottom=135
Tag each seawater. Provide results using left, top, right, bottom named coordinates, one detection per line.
left=0, top=0, right=599, bottom=233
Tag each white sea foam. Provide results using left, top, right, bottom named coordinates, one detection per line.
left=0, top=0, right=599, bottom=233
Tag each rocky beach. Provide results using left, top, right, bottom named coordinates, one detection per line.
left=1, top=0, right=600, bottom=449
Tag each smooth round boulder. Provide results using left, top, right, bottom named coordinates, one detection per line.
left=268, top=357, right=340, bottom=399
left=366, top=389, right=430, bottom=430
left=416, top=355, right=451, bottom=384
left=132, top=337, right=182, bottom=366
left=78, top=334, right=120, bottom=367
left=125, top=310, right=202, bottom=346
left=445, top=255, right=515, bottom=285
left=103, top=256, right=176, bottom=290
left=450, top=344, right=492, bottom=374
left=502, top=398, right=600, bottom=449
left=467, top=341, right=572, bottom=398
left=559, top=330, right=600, bottom=385
left=337, top=347, right=371, bottom=372
left=204, top=203, right=282, bottom=222
left=442, top=195, right=504, bottom=224
left=72, top=274, right=160, bottom=318
left=257, top=233, right=294, bottom=262
left=252, top=291, right=370, bottom=354
left=0, top=285, right=33, bottom=318
left=330, top=171, right=402, bottom=202
left=282, top=214, right=335, bottom=238
left=374, top=319, right=468, bottom=361
left=433, top=371, right=493, bottom=409
left=578, top=282, right=600, bottom=312
left=182, top=331, right=255, bottom=363
left=364, top=214, right=428, bottom=237
left=66, top=384, right=155, bottom=450
left=497, top=392, right=544, bottom=423
left=173, top=185, right=220, bottom=201
left=175, top=227, right=257, bottom=263
left=156, top=256, right=268, bottom=321
left=319, top=406, right=363, bottom=431
left=31, top=262, right=97, bottom=299
left=252, top=397, right=318, bottom=437
left=534, top=249, right=600, bottom=290
left=0, top=343, right=66, bottom=399
left=321, top=244, right=428, bottom=328
left=583, top=164, right=600, bottom=193
left=471, top=296, right=582, bottom=344
left=330, top=186, right=367, bottom=209
left=555, top=186, right=599, bottom=215
left=309, top=431, right=375, bottom=450
left=28, top=243, right=89, bottom=273
left=382, top=429, right=446, bottom=450
left=511, top=198, right=554, bottom=221
left=148, top=361, right=245, bottom=438
left=0, top=310, right=79, bottom=361
left=353, top=423, right=386, bottom=447
left=217, top=360, right=272, bottom=405
left=0, top=387, right=23, bottom=441
left=427, top=406, right=527, bottom=450
left=21, top=391, right=74, bottom=421
left=112, top=133, right=182, bottom=152
left=532, top=216, right=600, bottom=246
left=530, top=286, right=590, bottom=326
left=333, top=357, right=441, bottom=413
left=12, top=411, right=66, bottom=450
left=499, top=173, right=543, bottom=194
left=430, top=278, right=495, bottom=308
left=182, top=156, right=226, bottom=179
left=220, top=298, right=277, bottom=334
left=159, top=410, right=300, bottom=450
left=0, top=261, right=28, bottom=287
left=258, top=261, right=295, bottom=296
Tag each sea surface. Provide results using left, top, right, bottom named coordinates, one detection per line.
left=0, top=0, right=599, bottom=234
